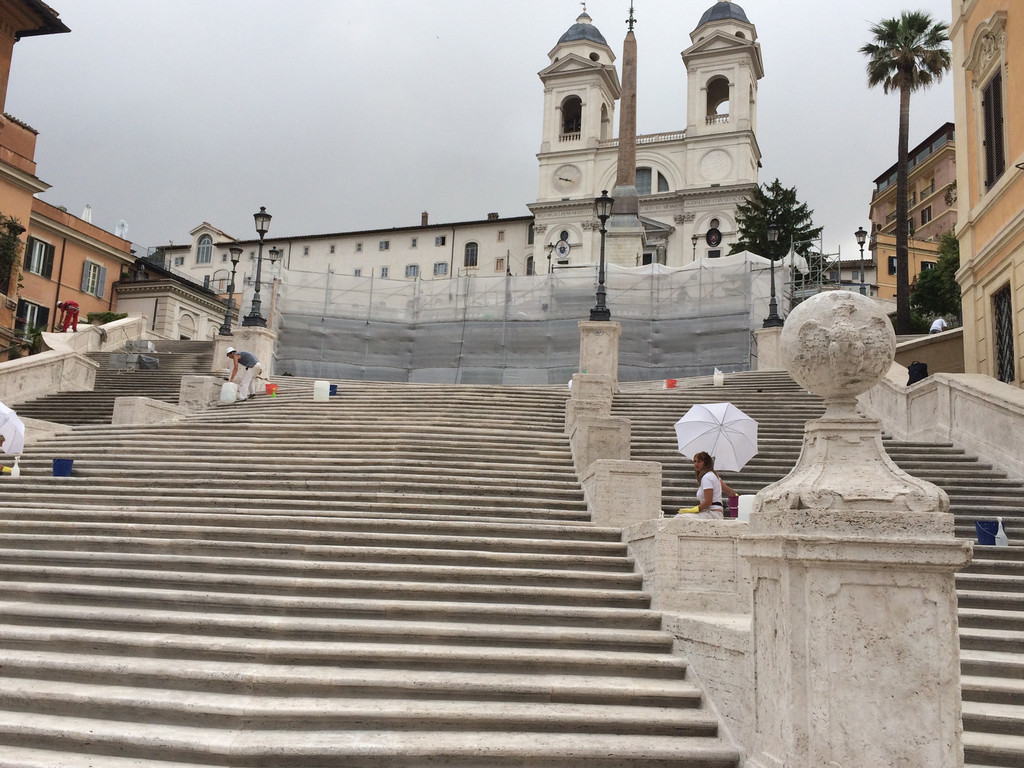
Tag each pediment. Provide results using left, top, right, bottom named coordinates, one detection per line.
left=682, top=30, right=763, bottom=78
left=539, top=53, right=609, bottom=78
left=188, top=222, right=236, bottom=241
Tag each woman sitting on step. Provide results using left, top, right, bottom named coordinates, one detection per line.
left=679, top=451, right=736, bottom=519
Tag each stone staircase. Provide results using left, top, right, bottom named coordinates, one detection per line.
left=13, top=340, right=213, bottom=425
left=0, top=379, right=740, bottom=767
left=614, top=370, right=1024, bottom=768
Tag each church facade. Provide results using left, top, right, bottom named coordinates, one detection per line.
left=159, top=2, right=763, bottom=304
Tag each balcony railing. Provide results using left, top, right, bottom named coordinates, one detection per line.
left=559, top=132, right=581, bottom=142
left=705, top=114, right=729, bottom=125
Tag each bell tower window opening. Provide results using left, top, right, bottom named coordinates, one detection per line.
left=601, top=103, right=611, bottom=140
left=561, top=96, right=582, bottom=138
left=706, top=76, right=730, bottom=123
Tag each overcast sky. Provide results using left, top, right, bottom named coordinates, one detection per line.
left=5, top=0, right=954, bottom=261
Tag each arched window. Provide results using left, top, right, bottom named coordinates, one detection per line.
left=600, top=104, right=611, bottom=140
left=561, top=96, right=582, bottom=137
left=706, top=76, right=730, bottom=119
left=464, top=242, right=478, bottom=268
left=636, top=167, right=652, bottom=195
left=196, top=235, right=213, bottom=265
left=526, top=255, right=535, bottom=276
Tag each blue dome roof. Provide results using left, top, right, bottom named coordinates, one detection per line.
left=697, top=1, right=749, bottom=27
left=557, top=12, right=609, bottom=47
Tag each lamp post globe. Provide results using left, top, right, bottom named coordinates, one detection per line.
left=242, top=206, right=272, bottom=327
left=855, top=225, right=868, bottom=295
left=590, top=190, right=613, bottom=321
left=762, top=220, right=784, bottom=328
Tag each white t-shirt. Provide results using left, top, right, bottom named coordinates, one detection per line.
left=697, top=472, right=724, bottom=518
left=930, top=318, right=948, bottom=333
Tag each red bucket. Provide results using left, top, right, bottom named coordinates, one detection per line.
left=265, top=383, right=278, bottom=396
left=664, top=379, right=677, bottom=389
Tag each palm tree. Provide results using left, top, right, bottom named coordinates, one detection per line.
left=861, top=11, right=950, bottom=334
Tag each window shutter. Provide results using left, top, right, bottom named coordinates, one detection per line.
left=96, top=265, right=107, bottom=298
left=41, top=242, right=54, bottom=279
left=80, top=266, right=90, bottom=292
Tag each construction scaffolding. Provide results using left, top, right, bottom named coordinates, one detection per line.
left=267, top=253, right=778, bottom=384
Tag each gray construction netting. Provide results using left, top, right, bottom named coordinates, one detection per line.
left=264, top=253, right=780, bottom=384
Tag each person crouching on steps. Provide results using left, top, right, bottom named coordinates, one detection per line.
left=679, top=451, right=736, bottom=518
left=226, top=347, right=262, bottom=401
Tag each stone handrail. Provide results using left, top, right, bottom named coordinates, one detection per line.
left=0, top=315, right=150, bottom=406
left=860, top=363, right=1024, bottom=479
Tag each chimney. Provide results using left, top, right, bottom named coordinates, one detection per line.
left=487, top=212, right=499, bottom=221
left=421, top=211, right=429, bottom=226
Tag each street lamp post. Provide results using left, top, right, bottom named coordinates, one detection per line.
left=590, top=190, right=613, bottom=321
left=547, top=243, right=554, bottom=274
left=691, top=234, right=699, bottom=259
left=855, top=225, right=868, bottom=295
left=242, top=206, right=272, bottom=327
left=762, top=220, right=784, bottom=328
left=218, top=246, right=244, bottom=336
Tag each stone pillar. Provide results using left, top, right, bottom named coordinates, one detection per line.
left=213, top=327, right=277, bottom=377
left=565, top=372, right=614, bottom=433
left=569, top=415, right=630, bottom=475
left=578, top=321, right=620, bottom=390
left=739, top=291, right=972, bottom=768
left=753, top=326, right=784, bottom=371
left=580, top=459, right=662, bottom=527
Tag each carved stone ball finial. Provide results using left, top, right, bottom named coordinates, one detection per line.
left=754, top=289, right=949, bottom=535
left=781, top=290, right=895, bottom=419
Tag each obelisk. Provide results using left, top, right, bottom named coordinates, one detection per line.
left=605, top=3, right=645, bottom=267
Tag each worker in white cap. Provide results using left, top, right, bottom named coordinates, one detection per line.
left=225, top=347, right=262, bottom=401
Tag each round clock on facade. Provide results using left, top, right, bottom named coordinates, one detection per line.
left=700, top=150, right=732, bottom=181
left=552, top=164, right=582, bottom=193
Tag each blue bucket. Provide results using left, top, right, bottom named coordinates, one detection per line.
left=976, top=520, right=999, bottom=545
left=329, top=384, right=338, bottom=396
left=52, top=458, right=74, bottom=477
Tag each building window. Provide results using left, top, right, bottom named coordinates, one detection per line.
left=435, top=236, right=446, bottom=246
left=495, top=257, right=505, bottom=272
left=196, top=235, right=213, bottom=265
left=356, top=242, right=363, bottom=252
left=920, top=206, right=932, bottom=225
left=920, top=261, right=936, bottom=271
left=221, top=253, right=228, bottom=262
left=526, top=255, right=535, bottom=275
left=24, top=237, right=54, bottom=278
left=174, top=256, right=185, bottom=267
left=81, top=260, right=106, bottom=297
left=354, top=268, right=362, bottom=277
left=561, top=95, right=582, bottom=136
left=528, top=224, right=535, bottom=245
left=15, top=298, right=48, bottom=334
left=433, top=261, right=448, bottom=277
left=636, top=167, right=652, bottom=195
left=497, top=231, right=505, bottom=243
left=379, top=240, right=390, bottom=251
left=411, top=238, right=417, bottom=248
left=888, top=256, right=898, bottom=276
left=559, top=230, right=570, bottom=243
left=405, top=264, right=419, bottom=278
left=657, top=172, right=670, bottom=192
left=329, top=244, right=335, bottom=254
left=982, top=68, right=1006, bottom=190
left=380, top=266, right=389, bottom=278
left=303, top=246, right=309, bottom=256
left=464, top=242, right=478, bottom=268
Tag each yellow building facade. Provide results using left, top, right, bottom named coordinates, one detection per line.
left=952, top=3, right=1024, bottom=386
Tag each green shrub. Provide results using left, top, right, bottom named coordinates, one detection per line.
left=86, top=311, right=128, bottom=325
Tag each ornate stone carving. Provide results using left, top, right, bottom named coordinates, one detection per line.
left=754, top=290, right=950, bottom=535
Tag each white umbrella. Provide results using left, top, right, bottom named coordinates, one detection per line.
left=0, top=401, right=25, bottom=455
left=674, top=402, right=758, bottom=472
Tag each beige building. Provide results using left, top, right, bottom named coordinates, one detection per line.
left=952, top=3, right=1024, bottom=387
left=164, top=3, right=765, bottom=292
left=868, top=122, right=956, bottom=303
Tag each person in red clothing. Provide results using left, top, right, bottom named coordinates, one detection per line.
left=57, top=300, right=80, bottom=332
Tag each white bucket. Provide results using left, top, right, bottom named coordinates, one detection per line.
left=313, top=380, right=330, bottom=402
left=220, top=381, right=238, bottom=403
left=737, top=494, right=755, bottom=522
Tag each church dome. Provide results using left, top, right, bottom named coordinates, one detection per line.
left=557, top=12, right=609, bottom=47
left=696, top=1, right=749, bottom=27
